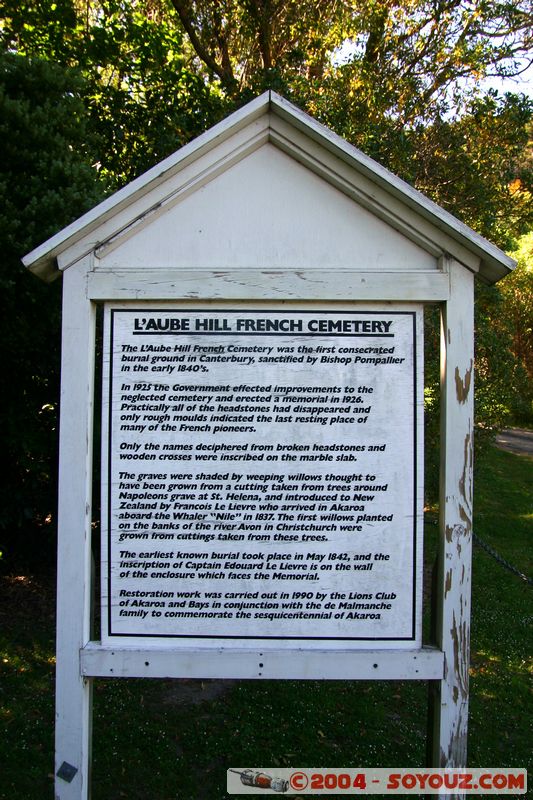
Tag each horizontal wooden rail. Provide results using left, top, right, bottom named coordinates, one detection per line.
left=81, top=643, right=444, bottom=680
left=86, top=269, right=450, bottom=302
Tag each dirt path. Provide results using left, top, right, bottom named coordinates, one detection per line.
left=495, top=428, right=533, bottom=457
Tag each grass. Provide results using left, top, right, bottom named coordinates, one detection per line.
left=1, top=443, right=531, bottom=799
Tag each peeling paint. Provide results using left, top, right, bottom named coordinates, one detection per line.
left=441, top=725, right=468, bottom=768
left=432, top=270, right=474, bottom=774
left=459, top=431, right=473, bottom=510
left=447, top=522, right=470, bottom=544
left=455, top=360, right=473, bottom=404
left=449, top=728, right=468, bottom=767
left=458, top=503, right=472, bottom=529
left=451, top=612, right=470, bottom=702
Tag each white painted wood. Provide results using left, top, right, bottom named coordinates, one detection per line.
left=24, top=92, right=514, bottom=284
left=55, top=260, right=96, bottom=800
left=80, top=643, right=443, bottom=680
left=95, top=144, right=436, bottom=273
left=86, top=269, right=450, bottom=301
left=57, top=120, right=270, bottom=273
left=269, top=94, right=515, bottom=283
left=268, top=119, right=480, bottom=271
left=429, top=260, right=474, bottom=790
left=23, top=95, right=272, bottom=279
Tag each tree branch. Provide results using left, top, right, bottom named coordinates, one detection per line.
left=169, top=0, right=237, bottom=92
left=247, top=0, right=273, bottom=71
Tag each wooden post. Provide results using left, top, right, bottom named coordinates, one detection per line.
left=429, top=259, right=474, bottom=789
left=54, top=262, right=95, bottom=800
left=20, top=92, right=513, bottom=800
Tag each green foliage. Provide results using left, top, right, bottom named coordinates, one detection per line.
left=0, top=0, right=531, bottom=552
left=165, top=0, right=533, bottom=238
left=168, top=0, right=532, bottom=114
left=474, top=284, right=523, bottom=429
left=167, top=0, right=533, bottom=246
left=412, top=93, right=533, bottom=249
left=76, top=1, right=228, bottom=186
left=0, top=4, right=225, bottom=557
left=0, top=0, right=79, bottom=62
left=1, top=0, right=229, bottom=187
left=2, top=1, right=531, bottom=234
left=471, top=233, right=533, bottom=435
left=0, top=53, right=103, bottom=258
left=424, top=240, right=533, bottom=504
left=0, top=53, right=104, bottom=548
left=491, top=232, right=533, bottom=422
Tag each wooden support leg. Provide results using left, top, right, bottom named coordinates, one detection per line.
left=428, top=261, right=474, bottom=794
left=55, top=263, right=95, bottom=799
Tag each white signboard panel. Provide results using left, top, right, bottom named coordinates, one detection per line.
left=102, top=306, right=423, bottom=648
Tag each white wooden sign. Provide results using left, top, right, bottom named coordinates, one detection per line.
left=23, top=92, right=515, bottom=800
left=102, top=305, right=423, bottom=648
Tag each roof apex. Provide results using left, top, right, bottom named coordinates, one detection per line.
left=23, top=90, right=514, bottom=283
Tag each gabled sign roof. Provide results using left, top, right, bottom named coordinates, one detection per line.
left=23, top=91, right=514, bottom=284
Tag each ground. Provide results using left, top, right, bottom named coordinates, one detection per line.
left=495, top=427, right=533, bottom=457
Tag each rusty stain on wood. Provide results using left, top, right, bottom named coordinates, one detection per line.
left=445, top=569, right=452, bottom=597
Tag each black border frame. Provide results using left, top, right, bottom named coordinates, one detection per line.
left=104, top=308, right=420, bottom=643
